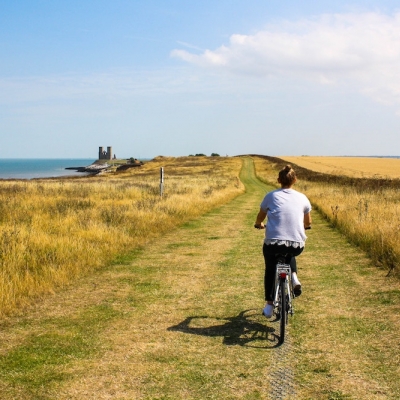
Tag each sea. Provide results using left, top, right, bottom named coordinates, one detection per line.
left=0, top=159, right=97, bottom=180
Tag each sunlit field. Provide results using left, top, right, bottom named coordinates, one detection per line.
left=0, top=156, right=243, bottom=316
left=281, top=156, right=400, bottom=179
left=253, top=155, right=400, bottom=277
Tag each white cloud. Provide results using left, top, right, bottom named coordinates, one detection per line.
left=171, top=12, right=400, bottom=107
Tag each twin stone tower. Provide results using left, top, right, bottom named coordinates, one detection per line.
left=98, top=146, right=113, bottom=160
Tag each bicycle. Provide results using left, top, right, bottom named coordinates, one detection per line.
left=255, top=225, right=310, bottom=344
left=273, top=254, right=294, bottom=345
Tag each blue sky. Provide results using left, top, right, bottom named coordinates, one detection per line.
left=1, top=1, right=400, bottom=158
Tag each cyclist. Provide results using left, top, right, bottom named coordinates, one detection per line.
left=254, top=164, right=312, bottom=318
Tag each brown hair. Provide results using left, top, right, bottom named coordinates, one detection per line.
left=278, top=164, right=297, bottom=187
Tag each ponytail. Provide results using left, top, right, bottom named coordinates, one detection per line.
left=278, top=165, right=297, bottom=186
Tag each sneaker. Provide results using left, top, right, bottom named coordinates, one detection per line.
left=262, top=304, right=274, bottom=318
left=292, top=274, right=302, bottom=297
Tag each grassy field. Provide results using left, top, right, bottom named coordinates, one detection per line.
left=0, top=156, right=243, bottom=316
left=293, top=211, right=400, bottom=399
left=254, top=156, right=400, bottom=278
left=0, top=157, right=399, bottom=399
left=281, top=156, right=400, bottom=179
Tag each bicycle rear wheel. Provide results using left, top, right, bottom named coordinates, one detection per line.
left=279, top=278, right=287, bottom=344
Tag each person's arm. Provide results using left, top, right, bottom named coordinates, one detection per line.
left=304, top=212, right=312, bottom=229
left=254, top=208, right=267, bottom=229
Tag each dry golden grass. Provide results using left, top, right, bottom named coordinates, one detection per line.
left=281, top=156, right=400, bottom=179
left=294, top=213, right=400, bottom=399
left=1, top=158, right=400, bottom=399
left=0, top=156, right=243, bottom=317
left=253, top=156, right=400, bottom=276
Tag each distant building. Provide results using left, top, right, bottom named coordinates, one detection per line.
left=99, top=146, right=112, bottom=160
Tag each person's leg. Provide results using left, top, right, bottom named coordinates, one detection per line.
left=288, top=254, right=297, bottom=273
left=285, top=247, right=303, bottom=272
left=287, top=247, right=304, bottom=296
left=263, top=244, right=276, bottom=302
left=262, top=244, right=279, bottom=318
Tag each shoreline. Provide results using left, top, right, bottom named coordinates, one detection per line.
left=0, top=158, right=97, bottom=180
left=0, top=158, right=144, bottom=181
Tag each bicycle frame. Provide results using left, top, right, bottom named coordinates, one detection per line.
left=273, top=263, right=292, bottom=308
left=273, top=261, right=294, bottom=344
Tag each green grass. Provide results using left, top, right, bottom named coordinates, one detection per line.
left=0, top=304, right=121, bottom=399
left=366, top=289, right=400, bottom=305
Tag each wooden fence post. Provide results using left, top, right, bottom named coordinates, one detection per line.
left=160, top=167, right=164, bottom=197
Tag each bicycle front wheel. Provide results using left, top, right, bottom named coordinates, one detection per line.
left=279, top=278, right=287, bottom=344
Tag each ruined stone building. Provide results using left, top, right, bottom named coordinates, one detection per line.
left=98, top=146, right=112, bottom=160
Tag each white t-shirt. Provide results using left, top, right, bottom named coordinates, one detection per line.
left=260, top=188, right=312, bottom=246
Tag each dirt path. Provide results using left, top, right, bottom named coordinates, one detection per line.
left=55, top=157, right=289, bottom=400
left=0, top=157, right=399, bottom=399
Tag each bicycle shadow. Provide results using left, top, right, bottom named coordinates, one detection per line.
left=167, top=309, right=281, bottom=349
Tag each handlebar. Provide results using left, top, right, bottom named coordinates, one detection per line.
left=254, top=224, right=311, bottom=230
